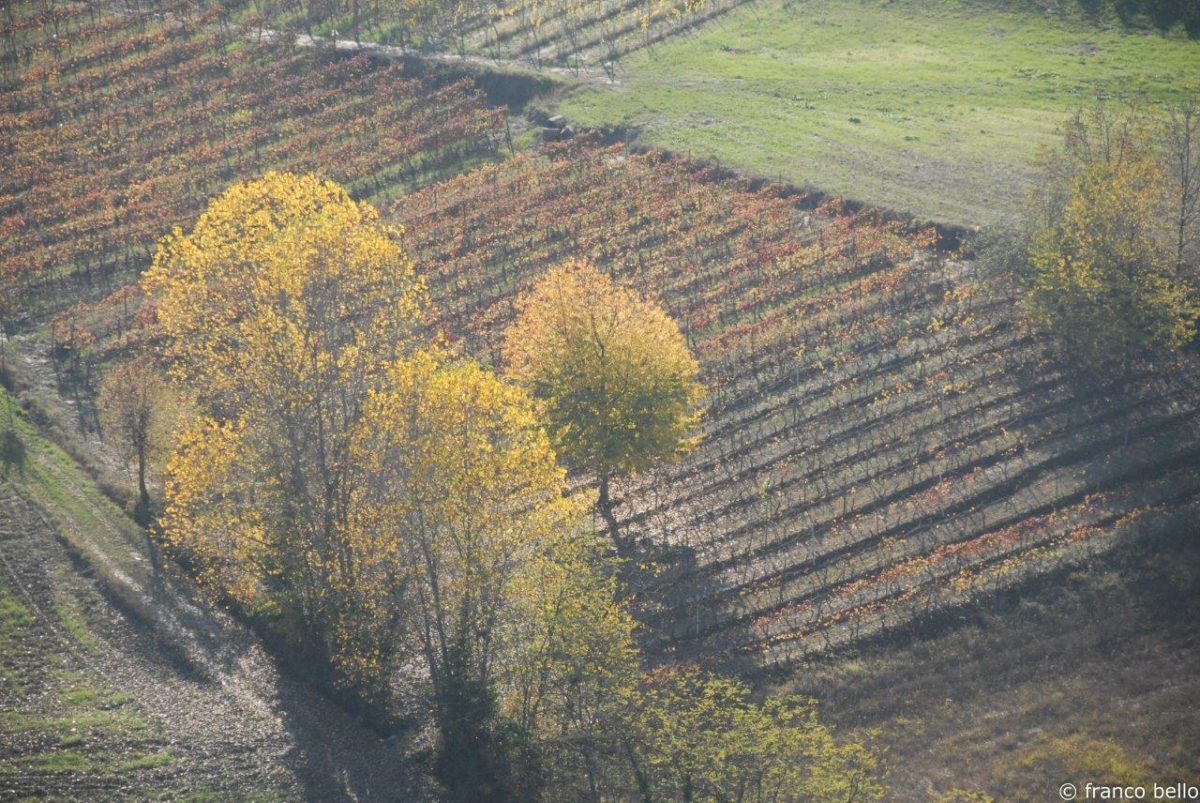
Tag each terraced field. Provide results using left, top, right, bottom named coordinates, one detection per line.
left=392, top=140, right=1200, bottom=670
left=3, top=2, right=1198, bottom=799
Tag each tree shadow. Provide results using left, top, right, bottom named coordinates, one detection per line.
left=617, top=530, right=766, bottom=679
left=119, top=548, right=436, bottom=801
left=273, top=678, right=434, bottom=802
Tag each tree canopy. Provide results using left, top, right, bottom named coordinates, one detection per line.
left=147, top=175, right=642, bottom=797
left=504, top=259, right=704, bottom=544
left=144, top=170, right=427, bottom=404
left=148, top=172, right=430, bottom=687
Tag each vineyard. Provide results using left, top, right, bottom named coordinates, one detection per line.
left=0, top=0, right=506, bottom=322
left=391, top=140, right=1200, bottom=670
left=40, top=131, right=1200, bottom=673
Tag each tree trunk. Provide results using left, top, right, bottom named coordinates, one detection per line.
left=622, top=740, right=654, bottom=803
left=597, top=473, right=623, bottom=551
left=135, top=447, right=151, bottom=525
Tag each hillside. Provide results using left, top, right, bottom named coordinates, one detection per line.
left=383, top=142, right=1200, bottom=798
left=0, top=1, right=506, bottom=324
left=391, top=141, right=1200, bottom=672
left=2, top=0, right=1198, bottom=800
left=802, top=516, right=1200, bottom=800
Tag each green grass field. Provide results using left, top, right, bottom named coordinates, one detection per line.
left=556, top=0, right=1200, bottom=226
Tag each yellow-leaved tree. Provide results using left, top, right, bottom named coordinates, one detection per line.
left=147, top=175, right=645, bottom=801
left=146, top=174, right=882, bottom=803
left=504, top=259, right=704, bottom=549
left=1025, top=103, right=1200, bottom=364
left=352, top=352, right=640, bottom=800
left=147, top=172, right=428, bottom=695
left=622, top=666, right=884, bottom=803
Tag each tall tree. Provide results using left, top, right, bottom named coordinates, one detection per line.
left=148, top=172, right=428, bottom=684
left=503, top=259, right=704, bottom=549
left=351, top=352, right=590, bottom=800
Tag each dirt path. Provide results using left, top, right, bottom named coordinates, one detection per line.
left=271, top=29, right=620, bottom=86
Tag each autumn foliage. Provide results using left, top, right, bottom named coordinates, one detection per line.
left=143, top=172, right=882, bottom=801
left=1025, top=103, right=1200, bottom=362
left=149, top=172, right=430, bottom=688
left=505, top=259, right=704, bottom=544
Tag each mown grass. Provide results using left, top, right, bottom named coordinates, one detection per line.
left=0, top=708, right=149, bottom=737
left=59, top=674, right=134, bottom=711
left=557, top=0, right=1200, bottom=226
left=0, top=746, right=172, bottom=777
left=0, top=587, right=33, bottom=632
left=168, top=789, right=294, bottom=803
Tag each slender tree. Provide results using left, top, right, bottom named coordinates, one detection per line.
left=353, top=353, right=602, bottom=801
left=1163, top=97, right=1200, bottom=274
left=97, top=355, right=175, bottom=523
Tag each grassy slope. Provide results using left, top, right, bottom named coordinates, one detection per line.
left=0, top=387, right=151, bottom=592
left=0, top=390, right=283, bottom=800
left=557, top=0, right=1200, bottom=226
